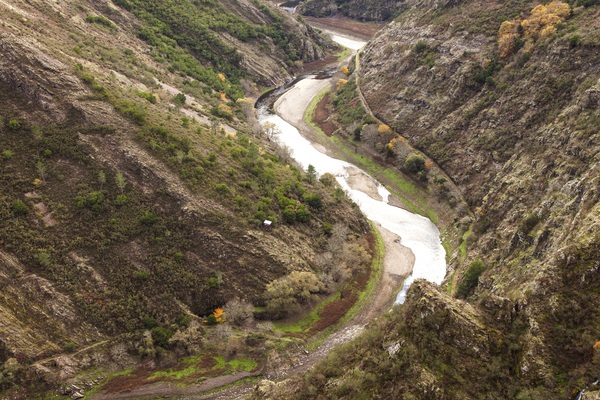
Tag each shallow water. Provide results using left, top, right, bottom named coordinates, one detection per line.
left=257, top=36, right=446, bottom=304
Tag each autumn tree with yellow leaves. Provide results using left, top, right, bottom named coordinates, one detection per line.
left=498, top=1, right=571, bottom=59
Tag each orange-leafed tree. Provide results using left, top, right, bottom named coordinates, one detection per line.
left=213, top=308, right=225, bottom=322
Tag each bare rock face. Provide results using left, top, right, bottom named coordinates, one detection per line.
left=0, top=31, right=85, bottom=122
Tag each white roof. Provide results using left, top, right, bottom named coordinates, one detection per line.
left=264, top=220, right=272, bottom=226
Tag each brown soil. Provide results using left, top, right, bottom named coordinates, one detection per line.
left=291, top=55, right=339, bottom=75
left=313, top=93, right=337, bottom=136
left=305, top=16, right=384, bottom=39
left=100, top=368, right=160, bottom=394
left=307, top=267, right=370, bottom=336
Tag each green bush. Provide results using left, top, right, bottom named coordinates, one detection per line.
left=208, top=277, right=218, bottom=289
left=136, top=271, right=149, bottom=282
left=570, top=35, right=581, bottom=48
left=114, top=195, right=128, bottom=205
left=43, top=149, right=52, bottom=158
left=304, top=193, right=323, bottom=210
left=323, top=222, right=333, bottom=236
left=152, top=327, right=173, bottom=347
left=206, top=314, right=217, bottom=325
left=404, top=154, right=426, bottom=173
left=282, top=208, right=296, bottom=224
left=176, top=314, right=191, bottom=327
left=174, top=252, right=184, bottom=263
left=140, top=211, right=157, bottom=225
left=8, top=120, right=20, bottom=131
left=456, top=259, right=487, bottom=298
left=215, top=183, right=229, bottom=195
left=414, top=41, right=428, bottom=53
left=2, top=150, right=13, bottom=159
left=12, top=201, right=28, bottom=215
left=81, top=73, right=95, bottom=84
left=64, top=342, right=76, bottom=352
left=143, top=316, right=157, bottom=328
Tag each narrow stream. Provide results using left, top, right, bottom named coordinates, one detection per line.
left=256, top=35, right=446, bottom=304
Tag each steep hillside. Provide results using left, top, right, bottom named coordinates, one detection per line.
left=299, top=0, right=407, bottom=21
left=253, top=0, right=600, bottom=398
left=0, top=0, right=369, bottom=396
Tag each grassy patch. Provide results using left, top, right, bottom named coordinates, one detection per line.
left=274, top=292, right=341, bottom=333
left=336, top=47, right=352, bottom=62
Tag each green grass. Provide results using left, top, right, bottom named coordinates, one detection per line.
left=147, top=352, right=258, bottom=381
left=336, top=47, right=352, bottom=62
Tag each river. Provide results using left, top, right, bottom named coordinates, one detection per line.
left=256, top=34, right=446, bottom=304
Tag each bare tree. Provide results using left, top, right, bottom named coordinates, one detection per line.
left=36, top=161, right=46, bottom=181
left=223, top=298, right=254, bottom=326
left=98, top=170, right=106, bottom=190
left=115, top=172, right=126, bottom=194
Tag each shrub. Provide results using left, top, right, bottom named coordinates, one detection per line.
left=174, top=252, right=184, bottom=263
left=2, top=150, right=13, bottom=159
left=570, top=35, right=581, bottom=48
left=64, top=342, right=76, bottom=352
left=304, top=193, right=323, bottom=210
left=282, top=208, right=296, bottom=224
left=8, top=120, right=20, bottom=131
left=519, top=212, right=540, bottom=234
left=43, top=149, right=52, bottom=157
left=12, top=201, right=28, bottom=215
left=114, top=195, right=128, bottom=205
left=215, top=183, right=229, bottom=195
left=228, top=168, right=236, bottom=177
left=143, top=316, right=157, bottom=328
left=81, top=73, right=95, bottom=84
left=173, top=93, right=186, bottom=107
left=206, top=314, right=217, bottom=325
left=296, top=206, right=311, bottom=222
left=414, top=41, right=428, bottom=53
left=152, top=327, right=173, bottom=347
left=140, top=211, right=157, bottom=225
left=323, top=222, right=333, bottom=236
left=176, top=314, right=191, bottom=327
left=404, top=154, right=426, bottom=173
left=456, top=259, right=487, bottom=298
left=38, top=252, right=50, bottom=267
left=136, top=271, right=149, bottom=282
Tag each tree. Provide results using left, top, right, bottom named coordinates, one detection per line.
left=341, top=66, right=349, bottom=75
left=31, top=125, right=43, bottom=152
left=115, top=172, right=126, bottom=194
left=262, top=121, right=281, bottom=141
left=404, top=154, right=425, bottom=173
left=98, top=170, right=106, bottom=190
left=306, top=164, right=316, bottom=184
left=36, top=161, right=46, bottom=181
left=456, top=259, right=487, bottom=298
left=223, top=299, right=254, bottom=325
left=173, top=93, right=186, bottom=107
left=266, top=271, right=325, bottom=316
